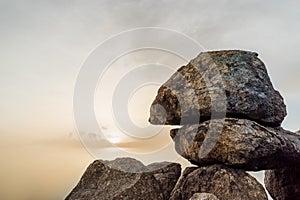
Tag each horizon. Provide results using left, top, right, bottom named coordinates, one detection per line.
left=1, top=1, right=300, bottom=199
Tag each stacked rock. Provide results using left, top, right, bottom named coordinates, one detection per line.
left=67, top=50, right=300, bottom=200
left=149, top=50, right=300, bottom=200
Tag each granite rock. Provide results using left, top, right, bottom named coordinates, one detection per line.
left=149, top=50, right=286, bottom=127
left=171, top=118, right=300, bottom=171
left=146, top=161, right=181, bottom=199
left=66, top=158, right=181, bottom=200
left=265, top=166, right=300, bottom=200
left=169, top=165, right=268, bottom=200
left=264, top=130, right=300, bottom=200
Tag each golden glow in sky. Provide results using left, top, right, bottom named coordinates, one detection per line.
left=1, top=1, right=300, bottom=199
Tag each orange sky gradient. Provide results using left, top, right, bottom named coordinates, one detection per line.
left=1, top=1, right=300, bottom=200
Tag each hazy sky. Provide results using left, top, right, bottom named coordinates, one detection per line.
left=1, top=0, right=300, bottom=199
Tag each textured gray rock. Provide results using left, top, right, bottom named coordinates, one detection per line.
left=171, top=118, right=300, bottom=171
left=189, top=193, right=219, bottom=200
left=265, top=166, right=300, bottom=200
left=169, top=165, right=268, bottom=200
left=149, top=50, right=286, bottom=127
left=66, top=158, right=181, bottom=200
left=264, top=130, right=300, bottom=200
left=146, top=161, right=181, bottom=199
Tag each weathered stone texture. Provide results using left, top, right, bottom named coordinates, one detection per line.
left=169, top=165, right=267, bottom=200
left=149, top=50, right=286, bottom=127
left=66, top=158, right=181, bottom=200
left=171, top=118, right=300, bottom=171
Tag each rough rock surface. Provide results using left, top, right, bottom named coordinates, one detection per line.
left=265, top=166, right=300, bottom=200
left=169, top=165, right=268, bottom=200
left=66, top=158, right=181, bottom=200
left=146, top=161, right=181, bottom=199
left=171, top=118, right=300, bottom=171
left=264, top=130, right=300, bottom=200
left=189, top=193, right=219, bottom=200
left=149, top=50, right=286, bottom=127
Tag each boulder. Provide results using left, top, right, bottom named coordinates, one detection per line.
left=149, top=50, right=286, bottom=127
left=66, top=158, right=181, bottom=200
left=169, top=165, right=268, bottom=200
left=146, top=161, right=181, bottom=199
left=265, top=166, right=300, bottom=200
left=264, top=130, right=300, bottom=200
left=171, top=118, right=300, bottom=171
left=189, top=193, right=219, bottom=200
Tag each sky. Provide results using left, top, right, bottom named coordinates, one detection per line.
left=0, top=0, right=300, bottom=199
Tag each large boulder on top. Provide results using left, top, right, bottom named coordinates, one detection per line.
left=149, top=50, right=286, bottom=127
left=169, top=165, right=268, bottom=200
left=66, top=158, right=181, bottom=200
left=170, top=118, right=300, bottom=171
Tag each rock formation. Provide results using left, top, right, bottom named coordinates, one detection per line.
left=149, top=50, right=298, bottom=199
left=66, top=158, right=181, bottom=200
left=67, top=50, right=299, bottom=199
